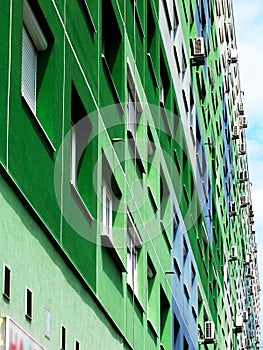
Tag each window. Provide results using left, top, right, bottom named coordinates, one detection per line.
left=191, top=263, right=196, bottom=285
left=182, top=47, right=187, bottom=79
left=160, top=287, right=169, bottom=339
left=127, top=61, right=143, bottom=138
left=160, top=78, right=164, bottom=104
left=70, top=123, right=78, bottom=187
left=45, top=308, right=51, bottom=339
left=21, top=0, right=47, bottom=114
left=25, top=288, right=33, bottom=319
left=184, top=283, right=190, bottom=301
left=183, top=336, right=189, bottom=350
left=182, top=1, right=188, bottom=22
left=127, top=212, right=142, bottom=293
left=127, top=88, right=137, bottom=137
left=160, top=54, right=169, bottom=106
left=147, top=255, right=156, bottom=298
left=61, top=326, right=66, bottom=350
left=147, top=124, right=155, bottom=159
left=102, top=1, right=121, bottom=69
left=101, top=0, right=123, bottom=109
left=22, top=26, right=37, bottom=114
left=74, top=340, right=80, bottom=350
left=2, top=264, right=11, bottom=299
left=173, top=257, right=181, bottom=278
left=174, top=315, right=180, bottom=346
left=173, top=46, right=181, bottom=73
left=101, top=182, right=112, bottom=240
left=173, top=3, right=179, bottom=38
left=70, top=86, right=90, bottom=189
left=183, top=238, right=188, bottom=263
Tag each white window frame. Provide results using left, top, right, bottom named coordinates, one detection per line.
left=160, top=77, right=164, bottom=104
left=22, top=0, right=47, bottom=114
left=127, top=60, right=143, bottom=138
left=101, top=181, right=113, bottom=240
left=70, top=125, right=77, bottom=187
left=127, top=88, right=137, bottom=137
left=127, top=212, right=142, bottom=293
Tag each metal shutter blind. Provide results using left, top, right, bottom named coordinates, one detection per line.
left=22, top=26, right=37, bottom=114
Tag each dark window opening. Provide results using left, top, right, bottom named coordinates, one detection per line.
left=3, top=265, right=11, bottom=299
left=25, top=288, right=33, bottom=319
left=61, top=326, right=66, bottom=350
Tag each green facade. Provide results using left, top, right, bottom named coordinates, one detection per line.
left=0, top=0, right=260, bottom=349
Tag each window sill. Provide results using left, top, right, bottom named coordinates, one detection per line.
left=70, top=182, right=93, bottom=224
left=22, top=96, right=56, bottom=153
left=127, top=283, right=146, bottom=314
left=101, top=234, right=127, bottom=273
left=2, top=293, right=10, bottom=301
left=147, top=319, right=159, bottom=339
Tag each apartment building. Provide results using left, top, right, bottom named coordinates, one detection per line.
left=0, top=0, right=260, bottom=349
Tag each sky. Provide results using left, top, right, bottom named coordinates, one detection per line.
left=232, top=0, right=263, bottom=340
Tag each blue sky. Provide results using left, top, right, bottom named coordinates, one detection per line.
left=233, top=0, right=263, bottom=338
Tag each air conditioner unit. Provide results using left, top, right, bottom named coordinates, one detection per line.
left=246, top=267, right=252, bottom=278
left=241, top=195, right=249, bottom=207
left=229, top=201, right=237, bottom=216
left=240, top=116, right=248, bottom=128
left=204, top=321, right=215, bottom=343
left=235, top=314, right=243, bottom=329
left=192, top=37, right=206, bottom=57
left=239, top=143, right=246, bottom=155
left=243, top=170, right=249, bottom=181
left=238, top=170, right=249, bottom=182
left=232, top=124, right=240, bottom=139
left=230, top=246, right=238, bottom=260
left=238, top=102, right=244, bottom=115
left=245, top=253, right=251, bottom=265
left=250, top=330, right=255, bottom=338
left=230, top=48, right=238, bottom=63
left=245, top=339, right=252, bottom=348
left=243, top=311, right=249, bottom=322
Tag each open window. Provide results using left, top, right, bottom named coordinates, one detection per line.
left=127, top=61, right=143, bottom=138
left=127, top=211, right=142, bottom=293
left=101, top=181, right=113, bottom=241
